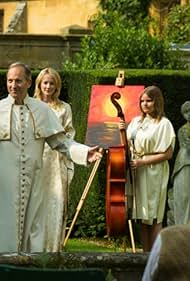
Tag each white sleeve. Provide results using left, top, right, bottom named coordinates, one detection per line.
left=68, top=141, right=89, bottom=165
left=46, top=133, right=88, bottom=166
left=153, top=118, right=176, bottom=153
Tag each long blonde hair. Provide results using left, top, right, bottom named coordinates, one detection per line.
left=34, top=68, right=63, bottom=109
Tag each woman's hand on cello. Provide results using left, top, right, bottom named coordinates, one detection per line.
left=130, top=159, right=145, bottom=169
left=119, top=119, right=126, bottom=130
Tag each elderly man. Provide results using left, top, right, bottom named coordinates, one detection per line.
left=0, top=62, right=101, bottom=253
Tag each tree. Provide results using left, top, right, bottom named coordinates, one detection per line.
left=63, top=0, right=186, bottom=70
left=164, top=4, right=190, bottom=43
left=99, top=0, right=149, bottom=24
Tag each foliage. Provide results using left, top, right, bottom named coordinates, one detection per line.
left=99, top=0, right=149, bottom=24
left=63, top=1, right=187, bottom=71
left=68, top=164, right=106, bottom=238
left=64, top=11, right=185, bottom=71
left=163, top=4, right=190, bottom=43
left=71, top=198, right=106, bottom=238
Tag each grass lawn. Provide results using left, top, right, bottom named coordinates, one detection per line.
left=64, top=238, right=142, bottom=253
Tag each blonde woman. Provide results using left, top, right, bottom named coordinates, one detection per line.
left=34, top=68, right=75, bottom=252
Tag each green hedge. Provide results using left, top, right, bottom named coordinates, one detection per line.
left=62, top=69, right=190, bottom=238
left=1, top=69, right=190, bottom=238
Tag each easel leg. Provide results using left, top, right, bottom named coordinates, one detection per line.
left=128, top=220, right=136, bottom=253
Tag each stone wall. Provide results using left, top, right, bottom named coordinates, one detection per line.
left=0, top=252, right=148, bottom=281
left=0, top=0, right=99, bottom=34
left=0, top=31, right=87, bottom=70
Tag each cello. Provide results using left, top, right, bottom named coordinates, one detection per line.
left=106, top=92, right=135, bottom=251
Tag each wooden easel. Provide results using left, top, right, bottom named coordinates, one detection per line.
left=115, top=70, right=125, bottom=87
left=62, top=148, right=104, bottom=249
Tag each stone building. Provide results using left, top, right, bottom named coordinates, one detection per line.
left=0, top=0, right=99, bottom=69
left=0, top=0, right=99, bottom=34
left=0, top=0, right=188, bottom=35
left=0, top=0, right=189, bottom=69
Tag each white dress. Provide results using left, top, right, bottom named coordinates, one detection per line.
left=42, top=101, right=75, bottom=252
left=0, top=95, right=89, bottom=253
left=127, top=116, right=175, bottom=225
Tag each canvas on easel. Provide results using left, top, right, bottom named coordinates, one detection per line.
left=85, top=84, right=144, bottom=149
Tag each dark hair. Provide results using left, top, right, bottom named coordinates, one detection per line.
left=140, top=85, right=165, bottom=121
left=7, top=62, right=32, bottom=80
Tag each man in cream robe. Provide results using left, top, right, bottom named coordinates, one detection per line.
left=0, top=62, right=101, bottom=253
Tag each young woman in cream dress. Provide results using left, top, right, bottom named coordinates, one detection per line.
left=119, top=85, right=175, bottom=252
left=34, top=68, right=75, bottom=252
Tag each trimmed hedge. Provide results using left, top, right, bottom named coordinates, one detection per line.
left=0, top=69, right=190, bottom=238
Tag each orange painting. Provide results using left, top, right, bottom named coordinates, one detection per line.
left=85, top=85, right=144, bottom=149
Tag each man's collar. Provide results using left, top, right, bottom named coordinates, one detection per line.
left=8, top=94, right=30, bottom=105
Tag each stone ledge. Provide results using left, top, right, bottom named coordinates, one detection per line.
left=0, top=252, right=148, bottom=267
left=0, top=252, right=149, bottom=281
